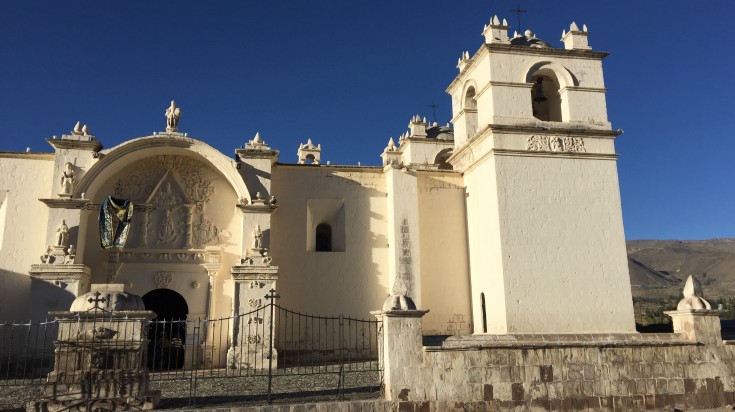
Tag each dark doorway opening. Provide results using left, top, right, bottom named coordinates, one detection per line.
left=143, top=288, right=188, bottom=370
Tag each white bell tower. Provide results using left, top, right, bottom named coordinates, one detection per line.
left=448, top=17, right=636, bottom=334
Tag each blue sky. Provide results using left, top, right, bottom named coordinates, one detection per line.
left=1, top=1, right=733, bottom=240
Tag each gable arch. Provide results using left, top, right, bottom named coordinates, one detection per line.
left=523, top=61, right=577, bottom=89
left=74, top=135, right=250, bottom=203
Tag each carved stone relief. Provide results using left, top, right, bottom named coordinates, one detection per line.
left=526, top=135, right=586, bottom=153
left=248, top=299, right=262, bottom=308
left=112, top=155, right=221, bottom=250
left=154, top=271, right=173, bottom=289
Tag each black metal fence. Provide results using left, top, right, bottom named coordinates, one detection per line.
left=0, top=297, right=382, bottom=409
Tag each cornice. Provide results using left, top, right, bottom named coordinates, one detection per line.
left=46, top=138, right=102, bottom=152
left=484, top=43, right=609, bottom=59
left=39, top=198, right=90, bottom=209
left=0, top=152, right=54, bottom=160
left=486, top=123, right=621, bottom=138
left=237, top=204, right=278, bottom=214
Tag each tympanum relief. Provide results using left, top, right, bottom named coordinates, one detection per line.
left=111, top=155, right=221, bottom=250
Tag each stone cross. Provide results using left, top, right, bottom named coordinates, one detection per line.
left=87, top=291, right=106, bottom=311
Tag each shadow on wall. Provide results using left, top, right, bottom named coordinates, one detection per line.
left=27, top=276, right=77, bottom=321
left=0, top=270, right=33, bottom=321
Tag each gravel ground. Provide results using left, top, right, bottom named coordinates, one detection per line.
left=0, top=364, right=381, bottom=411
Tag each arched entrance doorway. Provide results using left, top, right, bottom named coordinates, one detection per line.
left=143, top=289, right=188, bottom=370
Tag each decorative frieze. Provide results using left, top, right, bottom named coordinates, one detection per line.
left=526, top=135, right=586, bottom=153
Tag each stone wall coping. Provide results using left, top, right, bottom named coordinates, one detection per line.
left=49, top=310, right=157, bottom=320
left=371, top=309, right=430, bottom=318
left=432, top=332, right=698, bottom=350
left=664, top=309, right=727, bottom=317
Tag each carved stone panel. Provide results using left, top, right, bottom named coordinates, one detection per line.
left=526, top=135, right=586, bottom=153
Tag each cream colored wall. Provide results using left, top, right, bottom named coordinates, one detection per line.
left=463, top=158, right=508, bottom=334
left=494, top=154, right=635, bottom=333
left=0, top=154, right=55, bottom=320
left=270, top=165, right=389, bottom=318
left=416, top=172, right=472, bottom=335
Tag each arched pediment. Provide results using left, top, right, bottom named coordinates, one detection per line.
left=74, top=135, right=250, bottom=203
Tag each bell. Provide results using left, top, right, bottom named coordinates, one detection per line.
left=533, top=78, right=548, bottom=102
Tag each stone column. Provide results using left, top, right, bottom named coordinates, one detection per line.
left=372, top=295, right=428, bottom=401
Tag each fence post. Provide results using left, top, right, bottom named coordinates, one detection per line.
left=337, top=314, right=345, bottom=399
left=265, top=289, right=280, bottom=404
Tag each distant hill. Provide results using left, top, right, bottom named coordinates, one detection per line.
left=627, top=238, right=735, bottom=300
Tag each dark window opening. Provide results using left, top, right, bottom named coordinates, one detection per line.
left=315, top=223, right=332, bottom=252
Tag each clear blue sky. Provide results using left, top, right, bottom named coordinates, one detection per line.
left=1, top=1, right=733, bottom=240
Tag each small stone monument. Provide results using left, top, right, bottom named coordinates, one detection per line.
left=29, top=284, right=160, bottom=411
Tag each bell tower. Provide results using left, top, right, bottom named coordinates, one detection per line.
left=448, top=16, right=635, bottom=334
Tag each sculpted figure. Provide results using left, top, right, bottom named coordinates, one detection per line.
left=252, top=224, right=263, bottom=250
left=60, top=162, right=75, bottom=195
left=165, top=100, right=181, bottom=132
left=56, top=220, right=70, bottom=247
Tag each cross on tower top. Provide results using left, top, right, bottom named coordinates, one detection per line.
left=510, top=3, right=527, bottom=32
left=428, top=102, right=439, bottom=124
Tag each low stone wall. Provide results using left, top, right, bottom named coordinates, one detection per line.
left=416, top=340, right=735, bottom=410
left=376, top=309, right=735, bottom=411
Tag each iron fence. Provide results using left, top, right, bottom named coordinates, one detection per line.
left=0, top=295, right=382, bottom=409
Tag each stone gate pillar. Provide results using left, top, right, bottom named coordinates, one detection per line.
left=666, top=275, right=725, bottom=345
left=372, top=295, right=428, bottom=401
left=227, top=253, right=279, bottom=370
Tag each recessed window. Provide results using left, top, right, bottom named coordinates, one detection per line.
left=315, top=223, right=332, bottom=252
left=464, top=86, right=478, bottom=138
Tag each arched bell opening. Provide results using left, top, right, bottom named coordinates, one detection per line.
left=530, top=69, right=563, bottom=122
left=143, top=288, right=189, bottom=370
left=434, top=148, right=454, bottom=170
left=463, top=86, right=479, bottom=138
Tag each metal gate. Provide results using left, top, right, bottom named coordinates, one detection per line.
left=0, top=293, right=382, bottom=409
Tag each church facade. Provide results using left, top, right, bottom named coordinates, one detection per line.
left=0, top=18, right=634, bottom=342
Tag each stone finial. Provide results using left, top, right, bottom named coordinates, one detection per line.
left=561, top=21, right=591, bottom=50
left=381, top=137, right=402, bottom=167
left=482, top=14, right=510, bottom=44
left=165, top=100, right=181, bottom=132
left=71, top=121, right=90, bottom=136
left=241, top=132, right=272, bottom=151
left=408, top=115, right=427, bottom=138
left=677, top=275, right=712, bottom=310
left=457, top=51, right=471, bottom=72
left=382, top=294, right=417, bottom=311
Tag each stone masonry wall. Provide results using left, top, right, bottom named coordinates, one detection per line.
left=397, top=342, right=735, bottom=411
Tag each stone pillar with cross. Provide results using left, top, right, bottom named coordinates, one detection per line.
left=31, top=284, right=160, bottom=411
left=226, top=261, right=279, bottom=370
